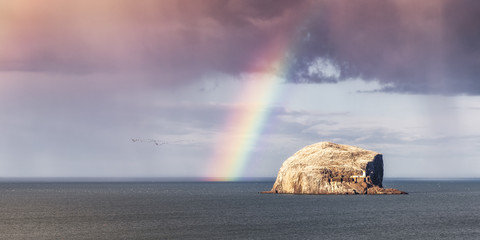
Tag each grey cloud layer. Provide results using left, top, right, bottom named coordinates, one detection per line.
left=286, top=0, right=480, bottom=95
left=1, top=0, right=479, bottom=94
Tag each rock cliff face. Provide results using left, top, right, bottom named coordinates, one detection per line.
left=263, top=142, right=406, bottom=195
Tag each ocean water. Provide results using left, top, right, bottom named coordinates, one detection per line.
left=0, top=180, right=479, bottom=239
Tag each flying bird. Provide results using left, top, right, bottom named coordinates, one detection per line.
left=131, top=138, right=193, bottom=147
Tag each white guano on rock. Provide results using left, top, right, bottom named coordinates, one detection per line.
left=263, top=142, right=406, bottom=195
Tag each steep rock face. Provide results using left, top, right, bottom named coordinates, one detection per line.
left=264, top=142, right=406, bottom=195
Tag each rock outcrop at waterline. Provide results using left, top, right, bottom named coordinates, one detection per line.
left=262, top=142, right=406, bottom=195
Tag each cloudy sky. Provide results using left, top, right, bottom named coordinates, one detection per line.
left=1, top=0, right=480, bottom=179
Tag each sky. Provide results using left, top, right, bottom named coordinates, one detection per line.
left=1, top=0, right=480, bottom=179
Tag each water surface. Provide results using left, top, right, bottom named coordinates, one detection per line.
left=0, top=180, right=479, bottom=239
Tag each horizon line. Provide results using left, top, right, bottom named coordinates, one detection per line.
left=0, top=177, right=480, bottom=183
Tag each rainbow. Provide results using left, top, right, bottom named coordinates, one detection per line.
left=204, top=37, right=295, bottom=181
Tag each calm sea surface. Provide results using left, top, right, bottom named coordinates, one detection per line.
left=0, top=180, right=479, bottom=239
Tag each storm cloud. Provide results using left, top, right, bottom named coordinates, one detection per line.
left=0, top=0, right=308, bottom=83
left=1, top=0, right=479, bottom=94
left=287, top=0, right=480, bottom=95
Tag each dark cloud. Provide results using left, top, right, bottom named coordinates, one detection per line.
left=287, top=0, right=480, bottom=95
left=0, top=0, right=308, bottom=83
left=1, top=0, right=479, bottom=94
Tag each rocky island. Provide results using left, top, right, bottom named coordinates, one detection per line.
left=263, top=142, right=406, bottom=195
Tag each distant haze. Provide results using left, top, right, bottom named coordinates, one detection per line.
left=1, top=0, right=480, bottom=179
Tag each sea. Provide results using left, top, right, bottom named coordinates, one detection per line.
left=0, top=179, right=479, bottom=239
